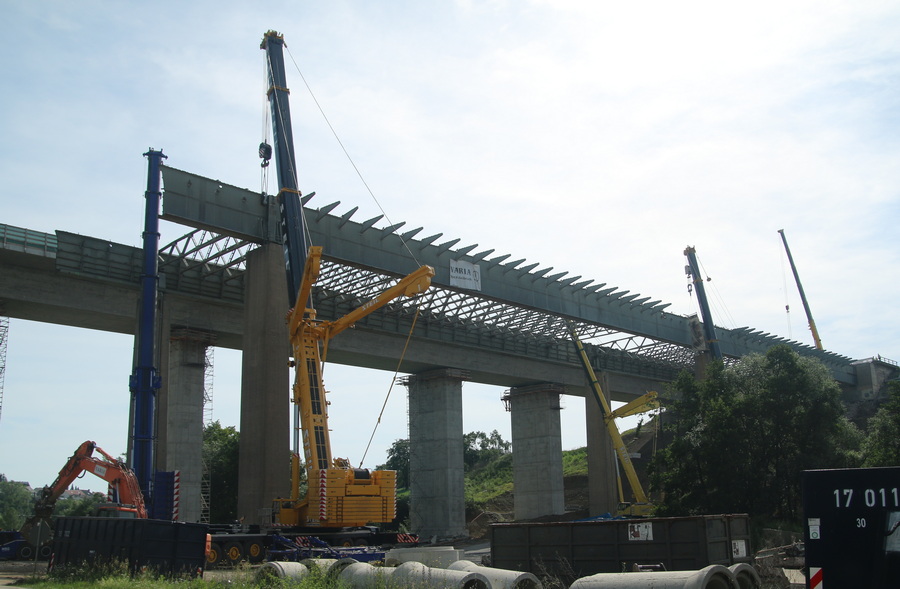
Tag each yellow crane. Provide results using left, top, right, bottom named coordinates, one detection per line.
left=778, top=229, right=823, bottom=350
left=567, top=321, right=657, bottom=517
left=274, top=246, right=434, bottom=528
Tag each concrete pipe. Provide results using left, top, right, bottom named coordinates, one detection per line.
left=449, top=559, right=543, bottom=589
left=338, top=561, right=398, bottom=589
left=255, top=561, right=309, bottom=581
left=728, top=563, right=761, bottom=589
left=392, top=560, right=491, bottom=589
left=301, top=557, right=359, bottom=579
left=386, top=546, right=465, bottom=567
left=569, top=564, right=738, bottom=589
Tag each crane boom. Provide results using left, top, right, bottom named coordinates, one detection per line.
left=567, top=321, right=653, bottom=517
left=261, top=30, right=307, bottom=305
left=684, top=246, right=723, bottom=360
left=777, top=229, right=823, bottom=350
left=260, top=31, right=435, bottom=529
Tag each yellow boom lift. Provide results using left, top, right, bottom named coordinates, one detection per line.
left=273, top=246, right=434, bottom=528
left=567, top=321, right=657, bottom=517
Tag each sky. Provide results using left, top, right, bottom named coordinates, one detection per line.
left=1, top=1, right=898, bottom=492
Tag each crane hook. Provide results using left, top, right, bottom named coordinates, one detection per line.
left=259, top=142, right=273, bottom=168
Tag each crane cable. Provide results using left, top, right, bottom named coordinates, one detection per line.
left=779, top=243, right=793, bottom=339
left=263, top=49, right=315, bottom=262
left=358, top=303, right=423, bottom=468
left=279, top=41, right=433, bottom=465
left=283, top=43, right=422, bottom=268
left=260, top=59, right=272, bottom=198
left=267, top=39, right=431, bottom=465
left=696, top=256, right=737, bottom=330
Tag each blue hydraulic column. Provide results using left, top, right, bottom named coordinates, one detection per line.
left=129, top=148, right=166, bottom=502
left=261, top=30, right=307, bottom=304
left=684, top=246, right=723, bottom=360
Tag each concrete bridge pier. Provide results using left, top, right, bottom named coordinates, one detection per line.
left=404, top=368, right=470, bottom=540
left=157, top=326, right=215, bottom=522
left=237, top=243, right=290, bottom=524
left=586, top=384, right=618, bottom=516
left=506, top=383, right=565, bottom=520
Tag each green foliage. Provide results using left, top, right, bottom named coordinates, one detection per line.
left=38, top=559, right=263, bottom=588
left=863, top=380, right=900, bottom=466
left=0, top=474, right=34, bottom=529
left=463, top=430, right=511, bottom=472
left=203, top=421, right=240, bottom=523
left=377, top=438, right=410, bottom=489
left=465, top=453, right=514, bottom=506
left=55, top=492, right=108, bottom=517
left=650, top=345, right=862, bottom=521
left=562, top=447, right=588, bottom=477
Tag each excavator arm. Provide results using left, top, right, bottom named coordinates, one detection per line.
left=21, top=441, right=146, bottom=549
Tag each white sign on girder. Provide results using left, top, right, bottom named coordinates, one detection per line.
left=450, top=259, right=481, bottom=291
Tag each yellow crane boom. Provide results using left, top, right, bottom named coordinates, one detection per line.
left=567, top=321, right=654, bottom=517
left=275, top=246, right=435, bottom=528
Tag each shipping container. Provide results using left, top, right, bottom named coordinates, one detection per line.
left=490, top=514, right=751, bottom=582
left=51, top=517, right=208, bottom=577
left=803, top=467, right=900, bottom=589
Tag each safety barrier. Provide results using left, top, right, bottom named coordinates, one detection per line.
left=568, top=564, right=738, bottom=589
left=449, top=558, right=543, bottom=589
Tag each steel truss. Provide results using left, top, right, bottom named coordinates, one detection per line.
left=157, top=230, right=699, bottom=380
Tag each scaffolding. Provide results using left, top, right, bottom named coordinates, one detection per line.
left=0, top=311, right=7, bottom=425
left=200, top=345, right=214, bottom=524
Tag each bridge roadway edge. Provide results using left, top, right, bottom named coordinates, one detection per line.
left=3, top=213, right=890, bottom=534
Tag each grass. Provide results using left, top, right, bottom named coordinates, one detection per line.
left=23, top=559, right=341, bottom=588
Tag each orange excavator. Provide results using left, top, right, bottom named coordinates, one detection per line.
left=19, top=441, right=146, bottom=558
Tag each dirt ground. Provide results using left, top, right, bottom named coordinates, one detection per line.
left=0, top=558, right=254, bottom=586
left=0, top=559, right=46, bottom=586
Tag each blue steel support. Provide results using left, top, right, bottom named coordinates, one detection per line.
left=129, top=148, right=166, bottom=502
left=261, top=30, right=307, bottom=304
left=684, top=246, right=722, bottom=360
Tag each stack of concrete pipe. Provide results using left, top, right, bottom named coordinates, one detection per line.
left=257, top=555, right=758, bottom=589
left=569, top=563, right=761, bottom=589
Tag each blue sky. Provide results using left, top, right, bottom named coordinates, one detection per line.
left=1, top=1, right=899, bottom=491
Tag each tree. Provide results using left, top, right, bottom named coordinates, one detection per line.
left=54, top=492, right=107, bottom=517
left=378, top=439, right=410, bottom=489
left=863, top=381, right=900, bottom=467
left=464, top=430, right=511, bottom=471
left=650, top=345, right=861, bottom=521
left=0, top=475, right=34, bottom=530
left=203, top=421, right=239, bottom=523
left=377, top=430, right=512, bottom=487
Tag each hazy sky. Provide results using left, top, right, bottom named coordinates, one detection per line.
left=1, top=1, right=898, bottom=492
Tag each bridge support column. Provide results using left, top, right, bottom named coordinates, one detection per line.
left=505, top=383, right=565, bottom=520
left=586, top=373, right=618, bottom=516
left=157, top=326, right=215, bottom=522
left=404, top=368, right=469, bottom=540
left=237, top=243, right=290, bottom=524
